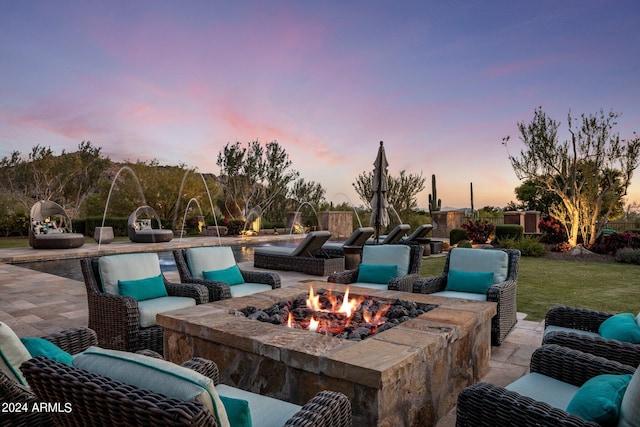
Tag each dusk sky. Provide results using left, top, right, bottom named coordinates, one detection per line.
left=2, top=1, right=640, bottom=210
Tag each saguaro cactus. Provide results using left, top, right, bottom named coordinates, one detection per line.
left=428, top=174, right=441, bottom=214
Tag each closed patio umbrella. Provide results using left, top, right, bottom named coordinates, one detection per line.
left=370, top=141, right=390, bottom=244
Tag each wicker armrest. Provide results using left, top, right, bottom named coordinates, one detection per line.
left=456, top=382, right=601, bottom=427
left=530, top=344, right=636, bottom=387
left=165, top=280, right=209, bottom=304
left=43, top=326, right=98, bottom=355
left=543, top=331, right=640, bottom=367
left=388, top=273, right=419, bottom=293
left=544, top=305, right=613, bottom=332
left=21, top=357, right=217, bottom=427
left=0, top=370, right=52, bottom=427
left=240, top=269, right=281, bottom=289
left=284, top=390, right=352, bottom=427
left=328, top=269, right=359, bottom=284
left=181, top=357, right=220, bottom=385
left=412, top=274, right=447, bottom=294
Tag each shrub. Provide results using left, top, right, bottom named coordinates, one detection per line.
left=539, top=216, right=567, bottom=244
left=222, top=218, right=245, bottom=235
left=450, top=228, right=468, bottom=245
left=461, top=220, right=495, bottom=244
left=457, top=239, right=473, bottom=248
left=495, top=224, right=523, bottom=243
left=552, top=241, right=572, bottom=253
left=615, top=248, right=640, bottom=264
left=498, top=236, right=546, bottom=257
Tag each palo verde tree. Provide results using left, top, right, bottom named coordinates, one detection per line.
left=216, top=140, right=299, bottom=221
left=504, top=107, right=640, bottom=247
left=352, top=170, right=426, bottom=215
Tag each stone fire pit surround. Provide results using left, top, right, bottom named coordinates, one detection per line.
left=158, top=283, right=496, bottom=426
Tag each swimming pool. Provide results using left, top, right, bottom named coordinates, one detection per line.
left=15, top=243, right=288, bottom=282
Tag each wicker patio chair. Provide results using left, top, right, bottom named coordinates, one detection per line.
left=253, top=230, right=345, bottom=276
left=173, top=246, right=281, bottom=301
left=413, top=248, right=520, bottom=346
left=1, top=326, right=97, bottom=427
left=456, top=344, right=638, bottom=427
left=80, top=253, right=208, bottom=353
left=21, top=350, right=352, bottom=427
left=543, top=305, right=640, bottom=367
left=327, top=243, right=423, bottom=292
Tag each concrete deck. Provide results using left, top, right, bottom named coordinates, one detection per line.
left=0, top=236, right=544, bottom=426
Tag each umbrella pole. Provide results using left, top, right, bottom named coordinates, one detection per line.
left=376, top=141, right=384, bottom=244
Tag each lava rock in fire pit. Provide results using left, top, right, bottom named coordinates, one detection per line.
left=240, top=288, right=437, bottom=341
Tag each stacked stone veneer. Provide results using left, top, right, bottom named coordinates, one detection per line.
left=158, top=283, right=496, bottom=426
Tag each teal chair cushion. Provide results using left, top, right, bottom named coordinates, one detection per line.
left=566, top=374, right=632, bottom=425
left=598, top=313, right=640, bottom=343
left=203, top=265, right=245, bottom=285
left=217, top=384, right=301, bottom=427
left=448, top=248, right=509, bottom=284
left=21, top=337, right=72, bottom=366
left=118, top=274, right=168, bottom=301
left=73, top=346, right=231, bottom=427
left=357, top=264, right=398, bottom=284
left=219, top=395, right=252, bottom=427
left=228, top=283, right=273, bottom=298
left=543, top=325, right=601, bottom=339
left=446, top=270, right=494, bottom=294
left=186, top=247, right=237, bottom=280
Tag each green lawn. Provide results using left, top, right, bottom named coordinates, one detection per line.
left=420, top=256, right=640, bottom=322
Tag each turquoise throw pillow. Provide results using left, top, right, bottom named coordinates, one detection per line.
left=445, top=270, right=494, bottom=294
left=220, top=395, right=252, bottom=427
left=20, top=337, right=73, bottom=366
left=118, top=274, right=168, bottom=301
left=203, top=265, right=245, bottom=285
left=566, top=374, right=632, bottom=426
left=599, top=313, right=640, bottom=343
left=357, top=264, right=397, bottom=284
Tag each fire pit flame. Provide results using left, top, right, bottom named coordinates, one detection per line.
left=241, top=285, right=436, bottom=341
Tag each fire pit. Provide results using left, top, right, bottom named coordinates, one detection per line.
left=239, top=286, right=437, bottom=340
left=158, top=282, right=496, bottom=426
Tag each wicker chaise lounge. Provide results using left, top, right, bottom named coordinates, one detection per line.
left=320, top=226, right=375, bottom=258
left=365, top=223, right=410, bottom=245
left=254, top=230, right=345, bottom=276
left=22, top=348, right=353, bottom=427
left=543, top=305, right=640, bottom=367
left=400, top=224, right=433, bottom=243
left=173, top=246, right=281, bottom=301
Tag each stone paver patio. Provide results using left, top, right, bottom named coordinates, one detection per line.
left=0, top=236, right=544, bottom=426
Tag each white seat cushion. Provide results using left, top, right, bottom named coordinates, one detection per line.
left=361, top=245, right=411, bottom=276
left=543, top=325, right=602, bottom=339
left=618, top=363, right=640, bottom=427
left=350, top=282, right=390, bottom=291
left=217, top=384, right=301, bottom=427
left=0, top=322, right=31, bottom=386
left=138, top=296, right=196, bottom=328
left=506, top=372, right=580, bottom=410
left=433, top=291, right=488, bottom=301
left=449, top=248, right=509, bottom=284
left=229, top=283, right=273, bottom=298
left=186, top=247, right=237, bottom=280
left=73, top=346, right=230, bottom=427
left=99, top=253, right=162, bottom=295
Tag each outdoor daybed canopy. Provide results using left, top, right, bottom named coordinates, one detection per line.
left=127, top=205, right=173, bottom=243
left=29, top=200, right=85, bottom=249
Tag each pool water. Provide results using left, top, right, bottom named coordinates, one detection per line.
left=16, top=245, right=264, bottom=282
